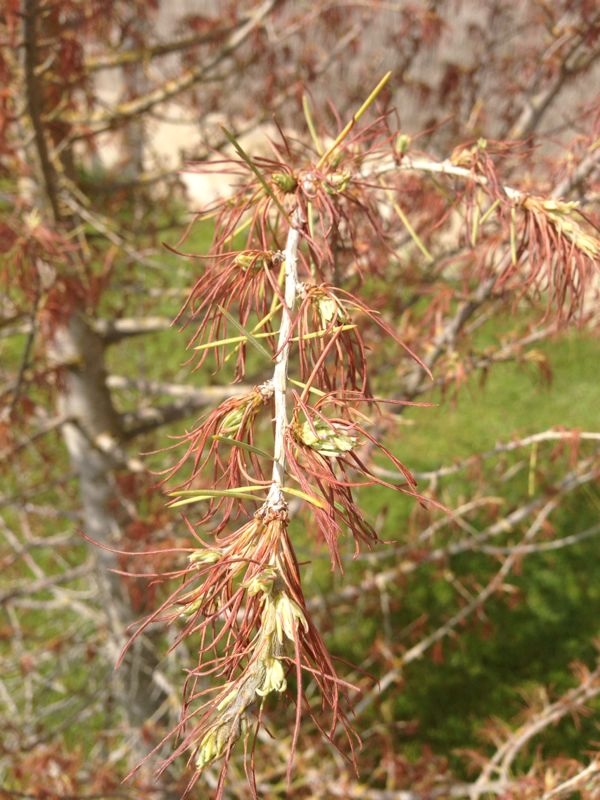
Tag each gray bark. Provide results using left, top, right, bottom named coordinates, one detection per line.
left=47, top=313, right=174, bottom=760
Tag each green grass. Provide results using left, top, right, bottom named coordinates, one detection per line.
left=313, top=329, right=600, bottom=772
left=395, top=331, right=600, bottom=472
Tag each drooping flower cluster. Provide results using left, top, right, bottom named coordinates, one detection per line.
left=127, top=77, right=432, bottom=795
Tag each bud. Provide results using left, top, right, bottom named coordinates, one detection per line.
left=188, top=548, right=221, bottom=566
left=233, top=250, right=278, bottom=272
left=219, top=404, right=246, bottom=434
left=244, top=566, right=278, bottom=597
left=178, top=590, right=204, bottom=618
left=233, top=252, right=258, bottom=271
left=272, top=172, right=298, bottom=193
left=396, top=133, right=411, bottom=154
left=325, top=168, right=351, bottom=194
left=195, top=728, right=220, bottom=769
left=273, top=592, right=308, bottom=645
left=299, top=170, right=318, bottom=197
left=523, top=197, right=600, bottom=259
left=312, top=291, right=348, bottom=327
left=256, top=657, right=287, bottom=696
left=296, top=419, right=358, bottom=458
left=195, top=720, right=243, bottom=770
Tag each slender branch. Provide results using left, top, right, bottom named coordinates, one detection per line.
left=552, top=147, right=600, bottom=199
left=0, top=413, right=71, bottom=461
left=508, top=15, right=600, bottom=140
left=369, top=156, right=524, bottom=202
left=473, top=663, right=600, bottom=795
left=266, top=207, right=303, bottom=510
left=62, top=0, right=279, bottom=138
left=372, top=145, right=599, bottom=206
left=121, top=385, right=248, bottom=439
left=0, top=562, right=93, bottom=604
left=85, top=23, right=240, bottom=71
left=23, top=0, right=61, bottom=220
left=375, top=429, right=600, bottom=483
left=107, top=375, right=250, bottom=400
left=352, top=493, right=562, bottom=719
left=60, top=192, right=168, bottom=271
left=94, top=317, right=174, bottom=343
left=540, top=760, right=600, bottom=800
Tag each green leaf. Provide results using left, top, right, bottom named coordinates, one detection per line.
left=168, top=485, right=266, bottom=507
left=291, top=324, right=356, bottom=342
left=211, top=435, right=273, bottom=460
left=217, top=305, right=273, bottom=360
left=169, top=486, right=265, bottom=508
left=169, top=485, right=266, bottom=496
left=281, top=486, right=327, bottom=509
left=194, top=330, right=277, bottom=352
left=289, top=378, right=326, bottom=397
left=221, top=126, right=289, bottom=219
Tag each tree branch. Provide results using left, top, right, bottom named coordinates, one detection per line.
left=23, top=0, right=61, bottom=220
left=62, top=0, right=280, bottom=138
left=266, top=207, right=303, bottom=511
left=121, top=384, right=249, bottom=439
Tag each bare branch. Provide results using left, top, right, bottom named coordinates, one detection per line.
left=85, top=22, right=240, bottom=72
left=121, top=384, right=249, bottom=439
left=94, top=317, right=174, bottom=343
left=62, top=0, right=280, bottom=138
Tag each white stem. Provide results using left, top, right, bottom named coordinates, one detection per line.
left=367, top=155, right=524, bottom=202
left=266, top=207, right=303, bottom=510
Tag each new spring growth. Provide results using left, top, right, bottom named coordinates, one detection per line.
left=396, top=133, right=411, bottom=154
left=325, top=168, right=352, bottom=195
left=522, top=196, right=600, bottom=260
left=245, top=567, right=308, bottom=648
left=272, top=172, right=298, bottom=193
left=234, top=249, right=284, bottom=272
left=296, top=418, right=358, bottom=459
left=309, top=286, right=349, bottom=328
left=194, top=567, right=307, bottom=771
left=188, top=548, right=221, bottom=566
left=218, top=387, right=271, bottom=435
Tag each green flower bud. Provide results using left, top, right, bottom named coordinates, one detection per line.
left=396, top=133, right=411, bottom=154
left=313, top=292, right=348, bottom=327
left=256, top=657, right=287, bottom=696
left=325, top=168, right=352, bottom=194
left=273, top=593, right=308, bottom=645
left=233, top=252, right=256, bottom=270
left=244, top=566, right=278, bottom=597
left=271, top=172, right=298, bottom=193
left=195, top=729, right=219, bottom=769
left=234, top=250, right=276, bottom=272
left=219, top=405, right=246, bottom=434
left=297, top=420, right=357, bottom=458
left=188, top=549, right=221, bottom=566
